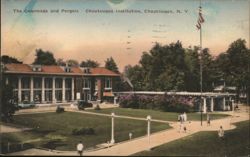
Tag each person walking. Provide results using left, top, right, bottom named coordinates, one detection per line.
left=183, top=112, right=187, bottom=122
left=207, top=113, right=211, bottom=126
left=218, top=126, right=224, bottom=139
left=77, top=141, right=84, bottom=156
left=179, top=113, right=184, bottom=133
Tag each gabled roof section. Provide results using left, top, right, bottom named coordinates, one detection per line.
left=90, top=67, right=120, bottom=76
left=5, top=63, right=32, bottom=72
left=42, top=65, right=64, bottom=73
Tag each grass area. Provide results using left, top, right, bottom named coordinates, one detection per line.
left=134, top=120, right=250, bottom=157
left=1, top=112, right=170, bottom=152
left=88, top=107, right=230, bottom=121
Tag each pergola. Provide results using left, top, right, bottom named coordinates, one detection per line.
left=113, top=91, right=236, bottom=112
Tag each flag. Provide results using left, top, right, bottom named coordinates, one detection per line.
left=196, top=6, right=205, bottom=30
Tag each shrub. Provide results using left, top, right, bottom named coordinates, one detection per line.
left=119, top=94, right=195, bottom=112
left=56, top=106, right=65, bottom=113
left=77, top=101, right=93, bottom=110
left=72, top=127, right=95, bottom=135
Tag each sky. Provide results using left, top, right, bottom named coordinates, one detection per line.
left=1, top=0, right=249, bottom=71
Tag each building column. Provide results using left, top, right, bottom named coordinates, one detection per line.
left=71, top=77, right=75, bottom=101
left=18, top=77, right=22, bottom=103
left=211, top=97, right=214, bottom=112
left=30, top=77, right=34, bottom=102
left=5, top=77, right=9, bottom=85
left=41, top=77, right=45, bottom=103
left=62, top=77, right=66, bottom=102
left=52, top=77, right=56, bottom=104
left=223, top=97, right=226, bottom=111
left=203, top=97, right=207, bottom=113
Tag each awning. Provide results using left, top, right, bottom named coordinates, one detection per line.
left=103, top=92, right=114, bottom=97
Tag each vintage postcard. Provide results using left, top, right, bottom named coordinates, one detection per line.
left=1, top=0, right=249, bottom=156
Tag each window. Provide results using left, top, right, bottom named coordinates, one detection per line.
left=9, top=77, right=18, bottom=89
left=65, top=78, right=72, bottom=89
left=34, top=78, right=42, bottom=89
left=55, top=78, right=62, bottom=88
left=105, top=78, right=112, bottom=89
left=83, top=68, right=90, bottom=74
left=45, top=90, right=52, bottom=102
left=45, top=78, right=52, bottom=89
left=21, top=77, right=30, bottom=89
left=83, top=79, right=90, bottom=89
left=65, top=67, right=71, bottom=72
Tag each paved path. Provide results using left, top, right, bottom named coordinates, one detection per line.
left=6, top=105, right=249, bottom=156
left=1, top=125, right=31, bottom=133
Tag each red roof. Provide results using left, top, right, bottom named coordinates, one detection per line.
left=4, top=63, right=120, bottom=76
left=90, top=67, right=119, bottom=76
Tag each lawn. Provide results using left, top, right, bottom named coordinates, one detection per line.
left=133, top=120, right=250, bottom=157
left=1, top=112, right=170, bottom=153
left=88, top=107, right=230, bottom=121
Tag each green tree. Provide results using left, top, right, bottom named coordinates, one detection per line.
left=184, top=46, right=200, bottom=91
left=33, top=49, right=57, bottom=65
left=1, top=55, right=22, bottom=64
left=215, top=39, right=250, bottom=103
left=80, top=59, right=100, bottom=68
left=200, top=48, right=216, bottom=92
left=1, top=83, right=18, bottom=122
left=56, top=58, right=66, bottom=66
left=105, top=57, right=119, bottom=73
left=66, top=59, right=79, bottom=67
left=139, top=41, right=187, bottom=91
left=124, top=65, right=145, bottom=90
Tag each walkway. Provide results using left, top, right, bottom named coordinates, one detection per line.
left=6, top=105, right=249, bottom=156
left=1, top=125, right=31, bottom=133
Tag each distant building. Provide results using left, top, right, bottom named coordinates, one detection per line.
left=2, top=63, right=120, bottom=104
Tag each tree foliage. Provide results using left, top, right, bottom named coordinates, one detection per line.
left=1, top=55, right=22, bottom=64
left=56, top=58, right=66, bottom=66
left=66, top=59, right=79, bottom=67
left=105, top=57, right=119, bottom=73
left=80, top=59, right=100, bottom=68
left=214, top=39, right=250, bottom=102
left=124, top=39, right=249, bottom=97
left=1, top=83, right=19, bottom=122
left=33, top=49, right=57, bottom=65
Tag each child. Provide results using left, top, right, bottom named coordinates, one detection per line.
left=184, top=126, right=187, bottom=133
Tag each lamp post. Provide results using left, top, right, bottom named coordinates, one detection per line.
left=147, top=115, right=151, bottom=151
left=110, top=112, right=115, bottom=144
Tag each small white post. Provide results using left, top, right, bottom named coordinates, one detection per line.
left=147, top=115, right=151, bottom=151
left=129, top=132, right=132, bottom=140
left=110, top=112, right=115, bottom=144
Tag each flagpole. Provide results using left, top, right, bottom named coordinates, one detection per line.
left=199, top=0, right=203, bottom=126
